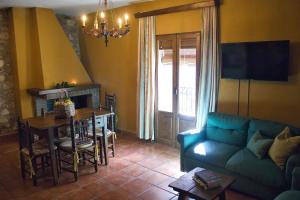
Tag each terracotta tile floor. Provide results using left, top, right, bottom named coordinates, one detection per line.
left=0, top=133, right=257, bottom=200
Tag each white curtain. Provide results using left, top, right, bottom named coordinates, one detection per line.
left=137, top=16, right=156, bottom=141
left=196, top=6, right=220, bottom=129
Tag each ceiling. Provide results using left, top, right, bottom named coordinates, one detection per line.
left=0, top=0, right=153, bottom=16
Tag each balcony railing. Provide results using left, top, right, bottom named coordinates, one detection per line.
left=178, top=86, right=195, bottom=116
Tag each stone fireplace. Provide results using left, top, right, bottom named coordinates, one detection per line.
left=28, top=84, right=100, bottom=116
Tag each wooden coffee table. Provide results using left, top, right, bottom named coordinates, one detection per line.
left=169, top=167, right=235, bottom=200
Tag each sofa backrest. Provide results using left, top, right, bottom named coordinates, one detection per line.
left=206, top=112, right=249, bottom=147
left=248, top=119, right=300, bottom=141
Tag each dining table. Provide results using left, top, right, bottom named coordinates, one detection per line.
left=23, top=107, right=114, bottom=185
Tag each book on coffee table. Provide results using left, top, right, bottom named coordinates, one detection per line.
left=193, top=169, right=222, bottom=190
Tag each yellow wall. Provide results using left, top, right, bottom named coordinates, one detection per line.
left=81, top=0, right=300, bottom=133
left=218, top=0, right=300, bottom=127
left=35, top=8, right=91, bottom=88
left=10, top=8, right=44, bottom=118
left=80, top=0, right=202, bottom=133
left=10, top=8, right=91, bottom=118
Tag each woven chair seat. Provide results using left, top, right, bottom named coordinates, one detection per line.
left=88, top=129, right=114, bottom=138
left=54, top=136, right=71, bottom=144
left=59, top=138, right=94, bottom=151
left=21, top=141, right=57, bottom=156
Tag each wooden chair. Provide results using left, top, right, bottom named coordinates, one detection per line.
left=105, top=93, right=117, bottom=132
left=41, top=108, right=71, bottom=174
left=104, top=93, right=117, bottom=157
left=17, top=118, right=58, bottom=186
left=41, top=108, right=70, bottom=144
left=90, top=93, right=117, bottom=164
left=58, top=113, right=98, bottom=181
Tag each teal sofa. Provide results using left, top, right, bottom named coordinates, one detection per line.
left=177, top=112, right=300, bottom=200
left=274, top=167, right=300, bottom=200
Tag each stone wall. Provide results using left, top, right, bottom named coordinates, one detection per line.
left=0, top=9, right=17, bottom=136
left=56, top=15, right=81, bottom=58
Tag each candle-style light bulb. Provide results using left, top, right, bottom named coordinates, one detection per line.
left=94, top=21, right=99, bottom=29
left=118, top=18, right=123, bottom=29
left=71, top=80, right=77, bottom=85
left=100, top=11, right=105, bottom=24
left=81, top=15, right=87, bottom=27
left=100, top=11, right=105, bottom=19
left=124, top=14, right=129, bottom=25
left=94, top=15, right=99, bottom=30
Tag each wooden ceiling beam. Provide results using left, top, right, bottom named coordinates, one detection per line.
left=134, top=0, right=220, bottom=18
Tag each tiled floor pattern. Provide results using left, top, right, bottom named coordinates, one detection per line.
left=0, top=134, right=257, bottom=200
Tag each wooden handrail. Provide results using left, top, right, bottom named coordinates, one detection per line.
left=134, top=0, right=219, bottom=18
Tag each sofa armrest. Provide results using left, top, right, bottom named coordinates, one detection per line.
left=291, top=167, right=300, bottom=190
left=177, top=129, right=206, bottom=152
left=286, top=153, right=300, bottom=185
left=177, top=129, right=206, bottom=171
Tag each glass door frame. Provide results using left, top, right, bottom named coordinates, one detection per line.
left=154, top=32, right=201, bottom=146
left=176, top=32, right=201, bottom=121
left=155, top=34, right=177, bottom=145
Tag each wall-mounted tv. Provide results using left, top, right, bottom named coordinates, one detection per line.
left=221, top=40, right=289, bottom=81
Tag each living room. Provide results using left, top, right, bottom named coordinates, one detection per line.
left=0, top=0, right=300, bottom=199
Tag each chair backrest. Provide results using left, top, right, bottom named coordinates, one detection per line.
left=70, top=112, right=97, bottom=151
left=105, top=93, right=116, bottom=131
left=105, top=93, right=116, bottom=112
left=17, top=118, right=34, bottom=155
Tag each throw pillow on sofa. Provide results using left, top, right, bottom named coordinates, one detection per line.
left=247, top=131, right=273, bottom=159
left=268, top=127, right=300, bottom=169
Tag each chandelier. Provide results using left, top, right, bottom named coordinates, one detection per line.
left=81, top=0, right=130, bottom=47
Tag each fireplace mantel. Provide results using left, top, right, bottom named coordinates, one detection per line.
left=28, top=84, right=100, bottom=99
left=27, top=84, right=101, bottom=116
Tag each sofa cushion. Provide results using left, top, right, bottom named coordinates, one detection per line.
left=206, top=113, right=249, bottom=146
left=274, top=191, right=300, bottom=200
left=226, top=148, right=286, bottom=189
left=185, top=140, right=240, bottom=168
left=248, top=119, right=286, bottom=141
left=269, top=127, right=300, bottom=169
left=246, top=131, right=273, bottom=159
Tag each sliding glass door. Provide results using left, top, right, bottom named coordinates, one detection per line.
left=155, top=33, right=200, bottom=146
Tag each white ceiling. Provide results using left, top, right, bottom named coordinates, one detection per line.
left=0, top=0, right=153, bottom=16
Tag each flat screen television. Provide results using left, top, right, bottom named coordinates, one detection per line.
left=221, top=40, right=289, bottom=81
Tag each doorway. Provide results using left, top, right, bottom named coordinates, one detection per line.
left=155, top=32, right=200, bottom=146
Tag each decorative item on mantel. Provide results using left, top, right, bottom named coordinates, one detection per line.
left=54, top=81, right=76, bottom=89
left=81, top=0, right=130, bottom=47
left=54, top=90, right=75, bottom=119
